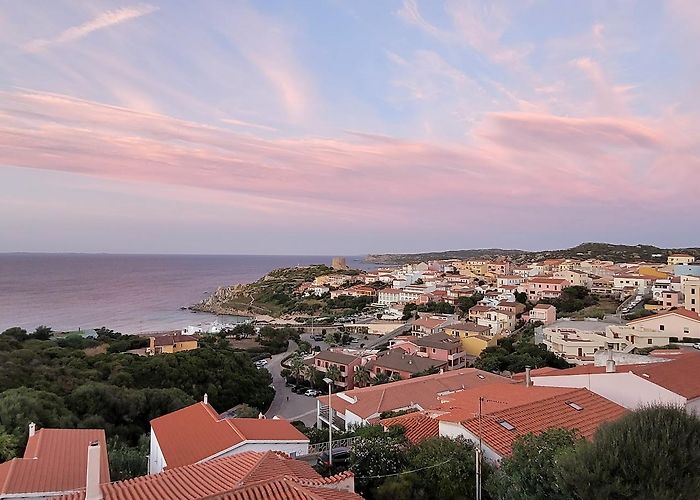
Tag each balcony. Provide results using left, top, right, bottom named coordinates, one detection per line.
left=318, top=404, right=345, bottom=430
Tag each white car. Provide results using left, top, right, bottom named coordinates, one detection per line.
left=693, top=343, right=700, bottom=350
left=304, top=389, right=319, bottom=397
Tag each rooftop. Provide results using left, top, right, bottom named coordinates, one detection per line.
left=152, top=333, right=198, bottom=347
left=321, top=369, right=512, bottom=421
left=314, top=350, right=360, bottom=365
left=367, top=350, right=446, bottom=374
left=380, top=412, right=439, bottom=444
left=0, top=428, right=109, bottom=496
left=60, top=451, right=359, bottom=500
left=413, top=332, right=462, bottom=350
left=150, top=402, right=308, bottom=469
left=445, top=322, right=490, bottom=333
left=628, top=307, right=700, bottom=324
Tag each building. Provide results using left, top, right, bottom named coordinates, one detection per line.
left=612, top=274, right=652, bottom=295
left=392, top=332, right=467, bottom=370
left=532, top=351, right=700, bottom=413
left=380, top=411, right=440, bottom=444
left=528, top=303, right=557, bottom=325
left=366, top=350, right=447, bottom=380
left=149, top=400, right=309, bottom=474
left=488, top=260, right=512, bottom=276
left=331, top=256, right=349, bottom=270
left=148, top=333, right=198, bottom=355
left=496, top=301, right=526, bottom=315
left=496, top=275, right=522, bottom=287
left=682, top=279, right=700, bottom=313
left=330, top=284, right=377, bottom=299
left=306, top=285, right=330, bottom=297
left=62, top=451, right=359, bottom=500
left=317, top=369, right=512, bottom=429
left=525, top=278, right=569, bottom=301
left=313, top=274, right=352, bottom=287
left=310, top=350, right=365, bottom=389
left=411, top=315, right=458, bottom=335
left=436, top=384, right=626, bottom=461
left=660, top=290, right=682, bottom=309
left=554, top=270, right=593, bottom=288
left=625, top=308, right=700, bottom=340
left=668, top=253, right=695, bottom=266
left=475, top=308, right=517, bottom=336
left=443, top=322, right=495, bottom=356
left=542, top=319, right=624, bottom=364
left=0, top=426, right=109, bottom=499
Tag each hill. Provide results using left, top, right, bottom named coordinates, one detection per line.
left=365, top=243, right=700, bottom=265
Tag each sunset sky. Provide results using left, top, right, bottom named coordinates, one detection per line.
left=1, top=1, right=698, bottom=255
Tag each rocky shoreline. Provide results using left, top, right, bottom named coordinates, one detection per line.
left=189, top=284, right=253, bottom=317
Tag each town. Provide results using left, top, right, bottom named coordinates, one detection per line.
left=1, top=250, right=699, bottom=499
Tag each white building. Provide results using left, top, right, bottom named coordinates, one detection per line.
left=149, top=399, right=309, bottom=474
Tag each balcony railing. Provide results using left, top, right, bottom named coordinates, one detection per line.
left=306, top=436, right=358, bottom=455
left=318, top=404, right=346, bottom=430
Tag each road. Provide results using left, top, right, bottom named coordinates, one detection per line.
left=365, top=323, right=411, bottom=348
left=264, top=339, right=318, bottom=426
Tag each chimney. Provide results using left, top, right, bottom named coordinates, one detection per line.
left=203, top=393, right=208, bottom=405
left=525, top=366, right=532, bottom=387
left=606, top=350, right=616, bottom=373
left=28, top=422, right=36, bottom=437
left=85, top=441, right=102, bottom=500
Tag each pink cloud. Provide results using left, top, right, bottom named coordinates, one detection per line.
left=0, top=90, right=697, bottom=228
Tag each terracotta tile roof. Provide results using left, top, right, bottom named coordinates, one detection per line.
left=320, top=369, right=513, bottom=421
left=461, top=388, right=626, bottom=457
left=152, top=333, right=198, bottom=346
left=628, top=307, right=700, bottom=324
left=58, top=451, right=358, bottom=500
left=533, top=303, right=555, bottom=310
left=314, top=350, right=359, bottom=365
left=532, top=352, right=700, bottom=400
left=150, top=403, right=308, bottom=469
left=529, top=278, right=568, bottom=285
left=469, top=305, right=493, bottom=313
left=445, top=322, right=490, bottom=333
left=367, top=350, right=446, bottom=375
left=0, top=428, right=109, bottom=496
left=412, top=317, right=448, bottom=329
left=380, top=412, right=439, bottom=444
left=413, top=332, right=461, bottom=350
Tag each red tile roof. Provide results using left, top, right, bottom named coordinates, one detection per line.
left=150, top=403, right=308, bottom=469
left=529, top=278, right=568, bottom=285
left=58, top=451, right=359, bottom=500
left=628, top=307, right=700, bottom=324
left=460, top=388, right=626, bottom=457
left=321, top=369, right=513, bottom=421
left=532, top=352, right=700, bottom=400
left=152, top=333, right=198, bottom=346
left=380, top=412, right=439, bottom=444
left=0, top=428, right=109, bottom=496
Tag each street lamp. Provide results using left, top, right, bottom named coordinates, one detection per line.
left=323, top=377, right=333, bottom=467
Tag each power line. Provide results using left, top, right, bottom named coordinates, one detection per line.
left=353, top=457, right=454, bottom=480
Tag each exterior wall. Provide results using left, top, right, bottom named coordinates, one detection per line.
left=529, top=306, right=556, bottom=326
left=460, top=336, right=494, bottom=356
left=682, top=280, right=700, bottom=313
left=211, top=440, right=309, bottom=460
left=613, top=276, right=650, bottom=293
left=686, top=397, right=700, bottom=416
left=668, top=255, right=695, bottom=265
left=438, top=421, right=502, bottom=462
left=533, top=373, right=686, bottom=409
left=628, top=314, right=700, bottom=340
left=149, top=428, right=167, bottom=474
left=660, top=291, right=681, bottom=309
left=172, top=340, right=198, bottom=353
left=526, top=280, right=568, bottom=301
left=554, top=271, right=593, bottom=288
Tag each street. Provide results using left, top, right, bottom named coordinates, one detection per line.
left=264, top=339, right=318, bottom=426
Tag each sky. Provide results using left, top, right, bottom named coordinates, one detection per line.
left=0, top=0, right=699, bottom=255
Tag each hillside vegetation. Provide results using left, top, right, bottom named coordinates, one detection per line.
left=366, top=242, right=700, bottom=265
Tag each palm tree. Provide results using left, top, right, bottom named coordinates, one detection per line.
left=289, top=354, right=305, bottom=384
left=326, top=364, right=342, bottom=388
left=353, top=365, right=371, bottom=388
left=373, top=372, right=390, bottom=385
left=389, top=372, right=402, bottom=382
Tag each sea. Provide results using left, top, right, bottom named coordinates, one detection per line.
left=0, top=254, right=372, bottom=334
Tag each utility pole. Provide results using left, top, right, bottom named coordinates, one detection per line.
left=323, top=377, right=333, bottom=467
left=476, top=396, right=484, bottom=500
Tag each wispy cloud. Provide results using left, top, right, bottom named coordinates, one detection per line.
left=221, top=118, right=278, bottom=132
left=24, top=4, right=158, bottom=52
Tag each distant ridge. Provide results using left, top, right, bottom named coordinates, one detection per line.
left=365, top=243, right=700, bottom=265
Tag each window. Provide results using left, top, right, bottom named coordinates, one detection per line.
left=648, top=339, right=653, bottom=345
left=659, top=325, right=665, bottom=331
left=497, top=420, right=516, bottom=431
left=684, top=327, right=690, bottom=334
left=566, top=401, right=583, bottom=411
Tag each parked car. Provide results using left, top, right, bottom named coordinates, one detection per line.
left=693, top=343, right=700, bottom=350
left=304, top=389, right=319, bottom=397
left=317, top=447, right=351, bottom=468
left=292, top=386, right=307, bottom=394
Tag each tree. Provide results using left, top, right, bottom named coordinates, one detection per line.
left=108, top=434, right=149, bottom=481
left=351, top=425, right=408, bottom=498
left=402, top=303, right=418, bottom=320
left=377, top=436, right=490, bottom=500
left=1, top=327, right=28, bottom=342
left=557, top=405, right=700, bottom=499
left=486, top=428, right=580, bottom=500
left=354, top=365, right=371, bottom=388
left=514, top=291, right=528, bottom=304
left=233, top=403, right=260, bottom=418
left=289, top=354, right=305, bottom=384
left=0, top=426, right=18, bottom=461
left=389, top=372, right=402, bottom=382
left=372, top=372, right=391, bottom=385
left=326, top=364, right=342, bottom=387
left=31, top=325, right=53, bottom=340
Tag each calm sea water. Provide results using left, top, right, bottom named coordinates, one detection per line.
left=0, top=254, right=371, bottom=333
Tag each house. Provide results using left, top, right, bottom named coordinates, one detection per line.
left=496, top=275, right=522, bottom=287
left=612, top=274, right=652, bottom=295
left=532, top=351, right=700, bottom=414
left=62, top=451, right=359, bottom=500
left=411, top=314, right=458, bottom=335
left=436, top=384, right=626, bottom=461
left=317, top=368, right=512, bottom=429
left=393, top=332, right=467, bottom=370
left=660, top=290, right=682, bottom=309
left=443, top=322, right=495, bottom=356
left=488, top=260, right=512, bottom=276
left=668, top=253, right=695, bottom=266
left=148, top=399, right=309, bottom=474
left=525, top=278, right=569, bottom=301
left=306, top=285, right=330, bottom=297
left=554, top=270, right=593, bottom=288
left=0, top=426, right=109, bottom=499
left=626, top=308, right=700, bottom=340
left=496, top=301, right=525, bottom=315
left=542, top=319, right=625, bottom=364
left=366, top=350, right=447, bottom=380
left=310, top=350, right=365, bottom=389
left=468, top=305, right=493, bottom=322
left=148, top=333, right=198, bottom=355
left=682, top=279, right=700, bottom=313
left=474, top=308, right=517, bottom=336
left=313, top=274, right=353, bottom=287
left=527, top=303, right=557, bottom=325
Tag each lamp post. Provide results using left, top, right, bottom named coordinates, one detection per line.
left=323, top=377, right=333, bottom=467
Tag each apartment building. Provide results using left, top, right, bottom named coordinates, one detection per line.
left=668, top=253, right=695, bottom=265
left=525, top=278, right=569, bottom=301
left=682, top=278, right=700, bottom=313
left=554, top=270, right=593, bottom=288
